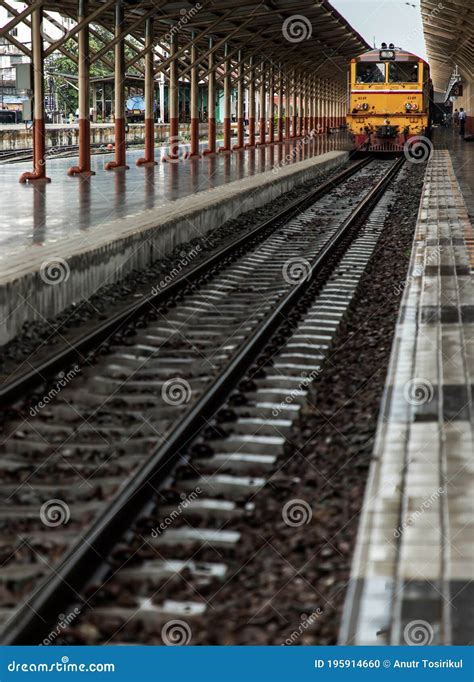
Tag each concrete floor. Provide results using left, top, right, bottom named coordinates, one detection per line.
left=0, top=134, right=351, bottom=264
left=434, top=127, right=474, bottom=222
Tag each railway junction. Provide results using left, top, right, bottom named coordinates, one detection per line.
left=0, top=0, right=473, bottom=654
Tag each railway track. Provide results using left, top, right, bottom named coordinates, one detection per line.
left=0, top=142, right=141, bottom=164
left=0, top=156, right=404, bottom=644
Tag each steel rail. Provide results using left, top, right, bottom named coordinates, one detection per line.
left=0, top=157, right=372, bottom=406
left=3, top=156, right=404, bottom=645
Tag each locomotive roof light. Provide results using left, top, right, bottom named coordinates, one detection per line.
left=388, top=43, right=395, bottom=49
left=381, top=42, right=387, bottom=49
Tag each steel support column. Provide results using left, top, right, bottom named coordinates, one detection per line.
left=137, top=17, right=157, bottom=166
left=163, top=32, right=179, bottom=162
left=277, top=70, right=284, bottom=143
left=292, top=70, right=297, bottom=138
left=285, top=72, right=291, bottom=140
left=298, top=73, right=304, bottom=137
left=92, top=82, right=97, bottom=123
left=69, top=0, right=94, bottom=175
left=304, top=75, right=309, bottom=135
left=233, top=50, right=245, bottom=150
left=257, top=61, right=266, bottom=145
left=19, top=3, right=50, bottom=183
left=202, top=38, right=216, bottom=156
left=105, top=0, right=129, bottom=170
left=219, top=44, right=232, bottom=153
left=185, top=34, right=201, bottom=159
left=245, top=57, right=255, bottom=148
left=268, top=66, right=274, bottom=144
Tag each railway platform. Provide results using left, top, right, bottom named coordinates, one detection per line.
left=340, top=144, right=474, bottom=646
left=0, top=136, right=350, bottom=345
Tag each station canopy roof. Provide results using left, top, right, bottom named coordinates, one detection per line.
left=40, top=0, right=370, bottom=83
left=421, top=0, right=474, bottom=91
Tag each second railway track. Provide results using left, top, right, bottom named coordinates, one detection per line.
left=0, top=155, right=404, bottom=644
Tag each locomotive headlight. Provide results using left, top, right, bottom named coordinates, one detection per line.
left=405, top=102, right=412, bottom=111
left=362, top=103, right=369, bottom=111
left=411, top=103, right=418, bottom=111
left=380, top=49, right=395, bottom=60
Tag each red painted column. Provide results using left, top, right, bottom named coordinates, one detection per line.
left=203, top=38, right=216, bottom=156
left=233, top=51, right=245, bottom=150
left=257, top=62, right=266, bottom=146
left=163, top=32, right=179, bottom=162
left=245, top=57, right=256, bottom=148
left=298, top=75, right=304, bottom=137
left=268, top=67, right=274, bottom=144
left=292, top=71, right=297, bottom=138
left=136, top=17, right=157, bottom=166
left=19, top=4, right=50, bottom=183
left=219, top=44, right=232, bottom=153
left=105, top=0, right=129, bottom=170
left=185, top=34, right=201, bottom=159
left=68, top=0, right=95, bottom=176
left=277, top=70, right=284, bottom=143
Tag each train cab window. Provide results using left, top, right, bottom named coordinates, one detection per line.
left=355, top=63, right=386, bottom=83
left=388, top=63, right=419, bottom=83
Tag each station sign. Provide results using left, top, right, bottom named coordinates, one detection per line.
left=449, top=82, right=463, bottom=98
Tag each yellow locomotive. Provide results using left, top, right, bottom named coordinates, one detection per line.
left=346, top=44, right=432, bottom=152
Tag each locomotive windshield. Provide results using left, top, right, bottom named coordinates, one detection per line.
left=388, top=62, right=419, bottom=83
left=355, top=62, right=385, bottom=83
